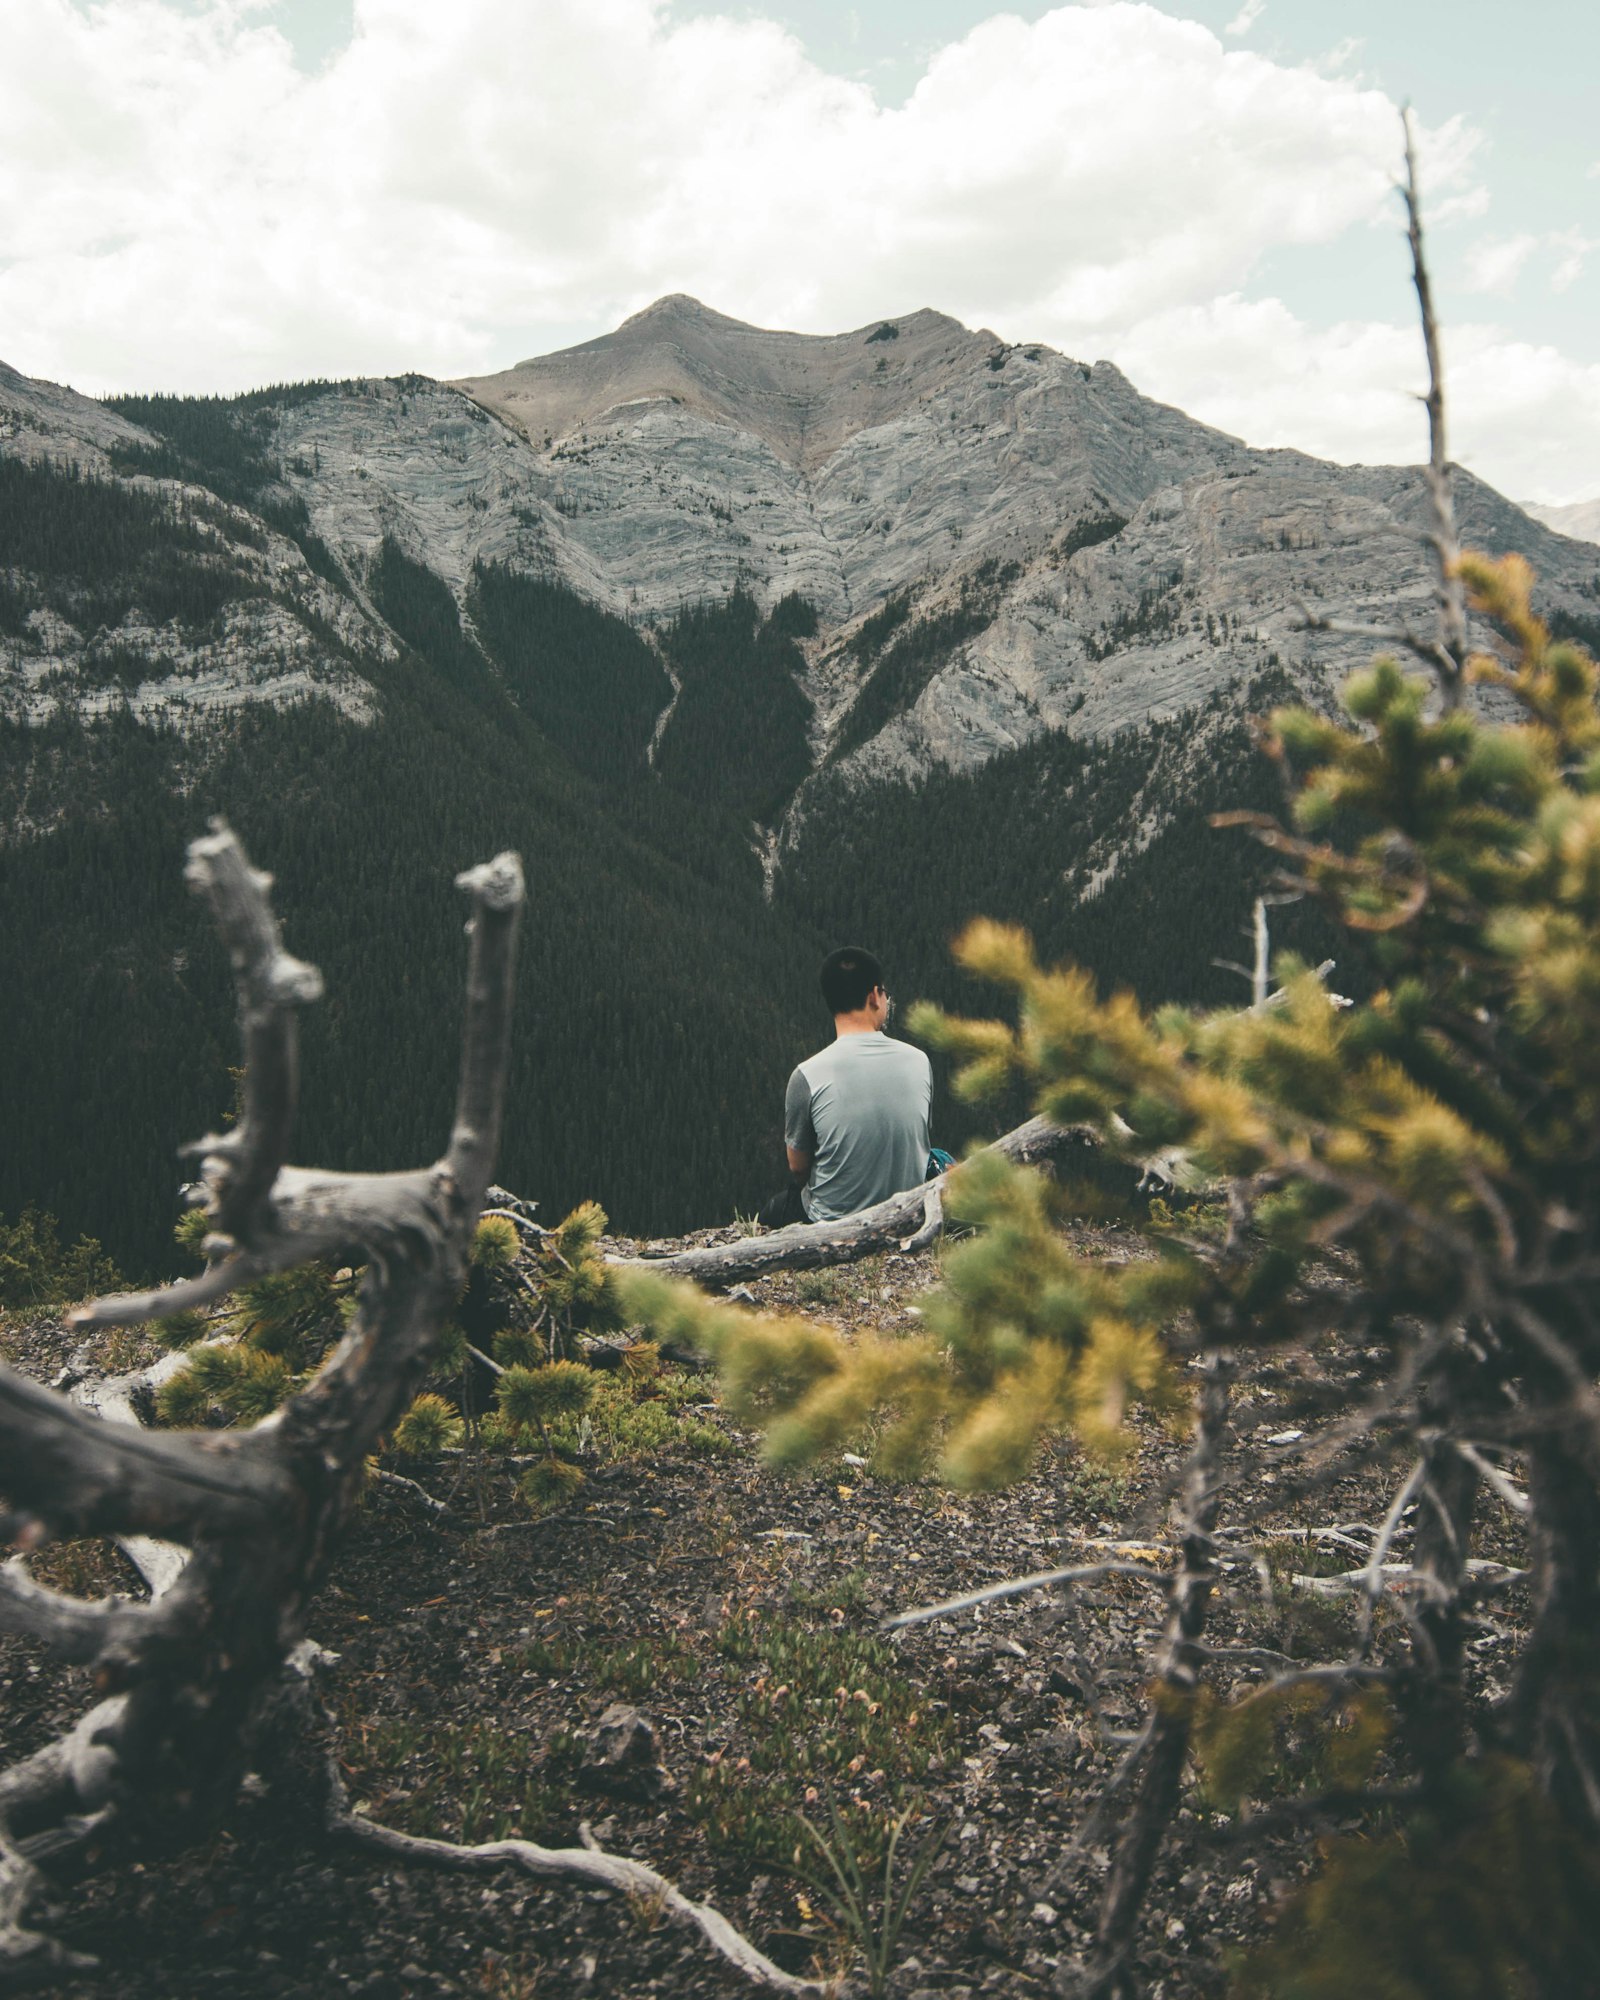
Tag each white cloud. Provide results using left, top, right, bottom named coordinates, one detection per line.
left=0, top=1, right=1423, bottom=382
left=3, top=0, right=1580, bottom=499
left=1308, top=36, right=1364, bottom=77
left=1111, top=294, right=1600, bottom=506
left=1460, top=227, right=1595, bottom=300
left=1464, top=234, right=1538, bottom=294
left=1549, top=228, right=1596, bottom=294
left=1225, top=0, right=1265, bottom=35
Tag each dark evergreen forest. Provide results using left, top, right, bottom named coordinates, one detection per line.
left=652, top=590, right=815, bottom=822
left=777, top=675, right=1349, bottom=1153
left=1, top=395, right=1331, bottom=1278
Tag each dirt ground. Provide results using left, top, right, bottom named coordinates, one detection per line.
left=0, top=1235, right=1529, bottom=1999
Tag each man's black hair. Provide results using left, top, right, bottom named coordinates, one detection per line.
left=820, top=945, right=886, bottom=1016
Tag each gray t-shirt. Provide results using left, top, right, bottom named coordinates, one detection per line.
left=785, top=1032, right=933, bottom=1222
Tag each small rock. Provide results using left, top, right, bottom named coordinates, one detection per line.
left=1032, top=1902, right=1059, bottom=1926
left=583, top=1704, right=675, bottom=1798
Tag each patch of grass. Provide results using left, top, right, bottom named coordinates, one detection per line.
left=475, top=1953, right=544, bottom=2000
left=793, top=1255, right=887, bottom=1311
left=337, top=1710, right=583, bottom=1846
left=1060, top=1452, right=1133, bottom=1522
left=686, top=1608, right=952, bottom=1875
left=509, top=1629, right=704, bottom=1697
left=84, top=1324, right=162, bottom=1374
left=787, top=1566, right=871, bottom=1618
left=795, top=1268, right=853, bottom=1308
left=796, top=1790, right=952, bottom=1999
left=1251, top=1541, right=1363, bottom=1657
left=576, top=1373, right=734, bottom=1463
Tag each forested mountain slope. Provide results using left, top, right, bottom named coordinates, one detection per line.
left=1, top=316, right=1591, bottom=1275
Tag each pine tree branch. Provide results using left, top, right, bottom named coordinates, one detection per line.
left=178, top=823, right=324, bottom=1244
left=1454, top=1442, right=1530, bottom=1515
left=1288, top=1557, right=1525, bottom=1599
left=370, top=1469, right=454, bottom=1519
left=0, top=1561, right=146, bottom=1663
left=1292, top=599, right=1458, bottom=680
left=1076, top=1356, right=1232, bottom=1998
left=446, top=855, right=526, bottom=1214
left=1355, top=1456, right=1428, bottom=1654
left=1199, top=1782, right=1425, bottom=1846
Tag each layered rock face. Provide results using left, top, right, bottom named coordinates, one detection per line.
left=5, top=300, right=1597, bottom=777
left=303, top=295, right=1597, bottom=775
left=0, top=363, right=383, bottom=726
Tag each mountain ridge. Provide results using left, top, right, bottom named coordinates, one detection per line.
left=1522, top=496, right=1600, bottom=547
left=4, top=308, right=1597, bottom=1271
left=5, top=303, right=1598, bottom=787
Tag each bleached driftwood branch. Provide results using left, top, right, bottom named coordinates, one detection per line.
left=883, top=1558, right=1170, bottom=1632
left=332, top=1807, right=822, bottom=1996
left=1289, top=1557, right=1526, bottom=1599
left=610, top=1114, right=1094, bottom=1285
left=0, top=823, right=523, bottom=1983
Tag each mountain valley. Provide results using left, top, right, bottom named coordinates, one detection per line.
left=3, top=301, right=1597, bottom=1274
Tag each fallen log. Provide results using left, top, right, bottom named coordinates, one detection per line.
left=607, top=1115, right=1095, bottom=1285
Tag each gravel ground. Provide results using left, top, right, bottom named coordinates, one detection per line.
left=0, top=1234, right=1531, bottom=1999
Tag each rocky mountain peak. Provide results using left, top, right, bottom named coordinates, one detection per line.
left=454, top=296, right=1000, bottom=470
left=611, top=293, right=747, bottom=336
left=0, top=357, right=150, bottom=471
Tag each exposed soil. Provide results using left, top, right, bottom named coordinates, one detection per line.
left=0, top=1234, right=1530, bottom=2000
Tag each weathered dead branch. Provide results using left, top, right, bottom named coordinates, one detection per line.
left=0, top=824, right=522, bottom=1981
left=883, top=1557, right=1171, bottom=1632
left=331, top=1806, right=822, bottom=1995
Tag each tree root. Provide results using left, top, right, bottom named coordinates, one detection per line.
left=329, top=1806, right=823, bottom=1995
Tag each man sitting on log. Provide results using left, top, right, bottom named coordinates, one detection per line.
left=759, top=945, right=944, bottom=1229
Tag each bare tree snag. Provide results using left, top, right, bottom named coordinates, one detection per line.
left=1400, top=105, right=1470, bottom=697
left=0, top=823, right=524, bottom=1982
left=1296, top=110, right=1469, bottom=699
left=611, top=1115, right=1094, bottom=1285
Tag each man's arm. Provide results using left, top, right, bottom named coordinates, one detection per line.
left=784, top=1067, right=815, bottom=1183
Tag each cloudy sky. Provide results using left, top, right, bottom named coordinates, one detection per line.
left=4, top=0, right=1597, bottom=503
